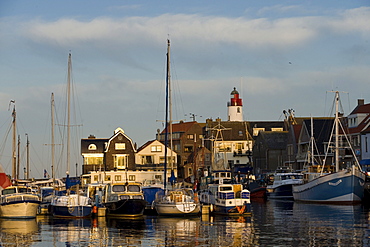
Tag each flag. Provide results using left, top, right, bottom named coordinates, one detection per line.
left=44, top=169, right=49, bottom=178
left=0, top=165, right=12, bottom=189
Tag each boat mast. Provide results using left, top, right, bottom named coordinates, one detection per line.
left=67, top=53, right=72, bottom=175
left=10, top=100, right=16, bottom=180
left=335, top=91, right=339, bottom=172
left=163, top=40, right=170, bottom=190
left=310, top=115, right=314, bottom=166
left=26, top=133, right=29, bottom=179
left=51, top=93, right=55, bottom=180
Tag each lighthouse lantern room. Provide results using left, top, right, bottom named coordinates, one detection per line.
left=227, top=87, right=243, bottom=122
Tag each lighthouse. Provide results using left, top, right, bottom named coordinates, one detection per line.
left=227, top=87, right=243, bottom=121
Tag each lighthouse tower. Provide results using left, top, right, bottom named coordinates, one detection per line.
left=227, top=87, right=243, bottom=121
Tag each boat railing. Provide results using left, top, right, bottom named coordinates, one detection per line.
left=2, top=194, right=39, bottom=203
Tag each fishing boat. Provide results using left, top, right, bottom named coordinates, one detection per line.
left=199, top=170, right=251, bottom=215
left=266, top=166, right=303, bottom=200
left=153, top=39, right=200, bottom=216
left=0, top=102, right=41, bottom=218
left=199, top=121, right=251, bottom=215
left=50, top=53, right=92, bottom=217
left=292, top=91, right=366, bottom=203
left=103, top=181, right=147, bottom=217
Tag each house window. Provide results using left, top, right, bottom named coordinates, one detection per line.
left=115, top=143, right=126, bottom=150
left=237, top=107, right=240, bottom=113
left=366, top=137, right=368, bottom=153
left=84, top=157, right=103, bottom=165
left=114, top=155, right=128, bottom=169
left=236, top=143, right=244, bottom=150
left=151, top=145, right=162, bottom=152
left=93, top=175, right=98, bottom=182
left=129, top=175, right=136, bottom=181
left=88, top=144, right=97, bottom=150
left=155, top=175, right=162, bottom=180
left=188, top=168, right=192, bottom=176
left=142, top=156, right=153, bottom=165
left=105, top=175, right=111, bottom=181
left=184, top=145, right=193, bottom=153
left=187, top=134, right=194, bottom=140
left=114, top=175, right=122, bottom=182
left=238, top=131, right=243, bottom=137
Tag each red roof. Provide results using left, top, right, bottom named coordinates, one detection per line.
left=161, top=121, right=198, bottom=133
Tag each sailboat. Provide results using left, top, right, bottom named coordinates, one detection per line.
left=0, top=101, right=41, bottom=218
left=292, top=91, right=366, bottom=203
left=153, top=40, right=200, bottom=216
left=50, top=53, right=92, bottom=217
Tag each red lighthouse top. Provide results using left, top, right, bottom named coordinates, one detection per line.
left=230, top=87, right=242, bottom=106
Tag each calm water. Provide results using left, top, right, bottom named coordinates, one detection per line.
left=1, top=200, right=370, bottom=246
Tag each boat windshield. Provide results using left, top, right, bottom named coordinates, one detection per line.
left=219, top=186, right=233, bottom=191
left=128, top=185, right=141, bottom=192
left=112, top=185, right=126, bottom=192
left=2, top=188, right=16, bottom=195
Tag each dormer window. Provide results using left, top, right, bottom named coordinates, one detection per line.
left=88, top=144, right=97, bottom=150
left=115, top=143, right=126, bottom=150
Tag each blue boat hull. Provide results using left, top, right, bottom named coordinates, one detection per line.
left=293, top=168, right=365, bottom=203
left=104, top=199, right=147, bottom=217
left=51, top=205, right=92, bottom=218
left=267, top=184, right=294, bottom=200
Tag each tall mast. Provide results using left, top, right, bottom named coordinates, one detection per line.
left=310, top=115, right=314, bottom=166
left=168, top=39, right=173, bottom=172
left=26, top=134, right=29, bottom=179
left=67, top=53, right=72, bottom=174
left=335, top=91, right=339, bottom=172
left=11, top=101, right=16, bottom=180
left=51, top=93, right=55, bottom=180
left=163, top=40, right=170, bottom=190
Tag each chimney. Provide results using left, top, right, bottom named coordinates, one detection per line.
left=358, top=99, right=365, bottom=106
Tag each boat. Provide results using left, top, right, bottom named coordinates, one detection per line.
left=102, top=181, right=147, bottom=217
left=266, top=166, right=303, bottom=200
left=292, top=91, right=366, bottom=203
left=141, top=179, right=164, bottom=213
left=199, top=121, right=251, bottom=215
left=243, top=175, right=267, bottom=199
left=199, top=170, right=251, bottom=215
left=0, top=185, right=41, bottom=218
left=153, top=39, right=200, bottom=216
left=0, top=102, right=41, bottom=219
left=50, top=53, right=92, bottom=217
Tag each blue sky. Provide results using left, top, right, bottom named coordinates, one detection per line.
left=0, top=1, right=369, bottom=178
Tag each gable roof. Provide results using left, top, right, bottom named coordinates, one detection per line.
left=161, top=121, right=199, bottom=134
left=350, top=102, right=370, bottom=115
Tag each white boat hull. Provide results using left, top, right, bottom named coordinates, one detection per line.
left=293, top=166, right=365, bottom=203
left=0, top=201, right=40, bottom=218
left=155, top=201, right=200, bottom=216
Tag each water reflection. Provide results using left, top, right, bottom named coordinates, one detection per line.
left=0, top=218, right=38, bottom=246
left=252, top=200, right=368, bottom=247
left=0, top=201, right=369, bottom=246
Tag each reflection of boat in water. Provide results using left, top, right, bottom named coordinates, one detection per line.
left=0, top=218, right=38, bottom=235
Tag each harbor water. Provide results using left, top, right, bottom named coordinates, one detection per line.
left=1, top=200, right=370, bottom=246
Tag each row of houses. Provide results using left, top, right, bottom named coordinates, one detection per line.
left=81, top=88, right=370, bottom=183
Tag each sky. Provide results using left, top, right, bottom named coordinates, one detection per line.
left=0, top=0, right=369, bottom=178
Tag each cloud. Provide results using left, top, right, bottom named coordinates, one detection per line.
left=22, top=14, right=318, bottom=50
